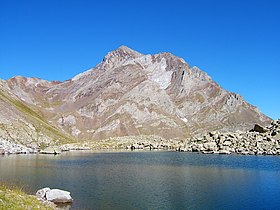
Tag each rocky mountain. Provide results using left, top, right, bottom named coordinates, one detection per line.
left=0, top=46, right=271, bottom=147
left=0, top=78, right=74, bottom=150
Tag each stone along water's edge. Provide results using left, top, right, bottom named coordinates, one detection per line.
left=1, top=120, right=280, bottom=156
left=36, top=187, right=73, bottom=209
left=0, top=139, right=37, bottom=155
left=180, top=119, right=280, bottom=155
left=59, top=120, right=280, bottom=156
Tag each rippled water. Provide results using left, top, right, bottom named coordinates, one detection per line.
left=1, top=151, right=280, bottom=209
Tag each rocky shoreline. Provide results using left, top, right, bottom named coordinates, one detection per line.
left=1, top=120, right=280, bottom=156
left=180, top=119, right=280, bottom=155
left=120, top=120, right=280, bottom=156
left=0, top=139, right=37, bottom=155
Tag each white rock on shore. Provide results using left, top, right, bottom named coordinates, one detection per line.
left=36, top=187, right=73, bottom=204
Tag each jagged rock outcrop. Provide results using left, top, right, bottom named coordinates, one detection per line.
left=0, top=46, right=271, bottom=147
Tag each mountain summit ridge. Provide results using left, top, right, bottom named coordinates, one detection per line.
left=0, top=46, right=271, bottom=146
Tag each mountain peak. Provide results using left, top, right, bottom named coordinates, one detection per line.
left=115, top=45, right=142, bottom=55
left=97, top=46, right=143, bottom=70
left=117, top=45, right=135, bottom=51
left=104, top=46, right=143, bottom=61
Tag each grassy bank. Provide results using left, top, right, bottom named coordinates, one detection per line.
left=0, top=185, right=53, bottom=210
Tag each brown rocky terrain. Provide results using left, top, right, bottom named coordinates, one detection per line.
left=0, top=46, right=271, bottom=151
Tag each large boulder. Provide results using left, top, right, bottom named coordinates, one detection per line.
left=0, top=149, right=4, bottom=155
left=46, top=189, right=73, bottom=203
left=203, top=142, right=218, bottom=151
left=36, top=187, right=51, bottom=199
left=36, top=187, right=73, bottom=204
left=40, top=147, right=62, bottom=155
left=218, top=149, right=231, bottom=154
left=253, top=124, right=268, bottom=133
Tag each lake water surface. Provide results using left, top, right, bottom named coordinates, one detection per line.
left=1, top=151, right=280, bottom=209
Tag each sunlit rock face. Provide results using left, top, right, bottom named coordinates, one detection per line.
left=1, top=46, right=271, bottom=144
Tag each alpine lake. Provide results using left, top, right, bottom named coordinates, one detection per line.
left=1, top=151, right=280, bottom=210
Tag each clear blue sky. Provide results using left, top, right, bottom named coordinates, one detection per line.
left=0, top=0, right=279, bottom=119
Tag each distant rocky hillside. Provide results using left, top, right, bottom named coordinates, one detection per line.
left=0, top=79, right=75, bottom=149
left=0, top=46, right=271, bottom=147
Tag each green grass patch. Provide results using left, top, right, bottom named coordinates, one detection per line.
left=0, top=91, right=44, bottom=121
left=0, top=184, right=53, bottom=210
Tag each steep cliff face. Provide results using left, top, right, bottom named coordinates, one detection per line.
left=1, top=46, right=271, bottom=144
